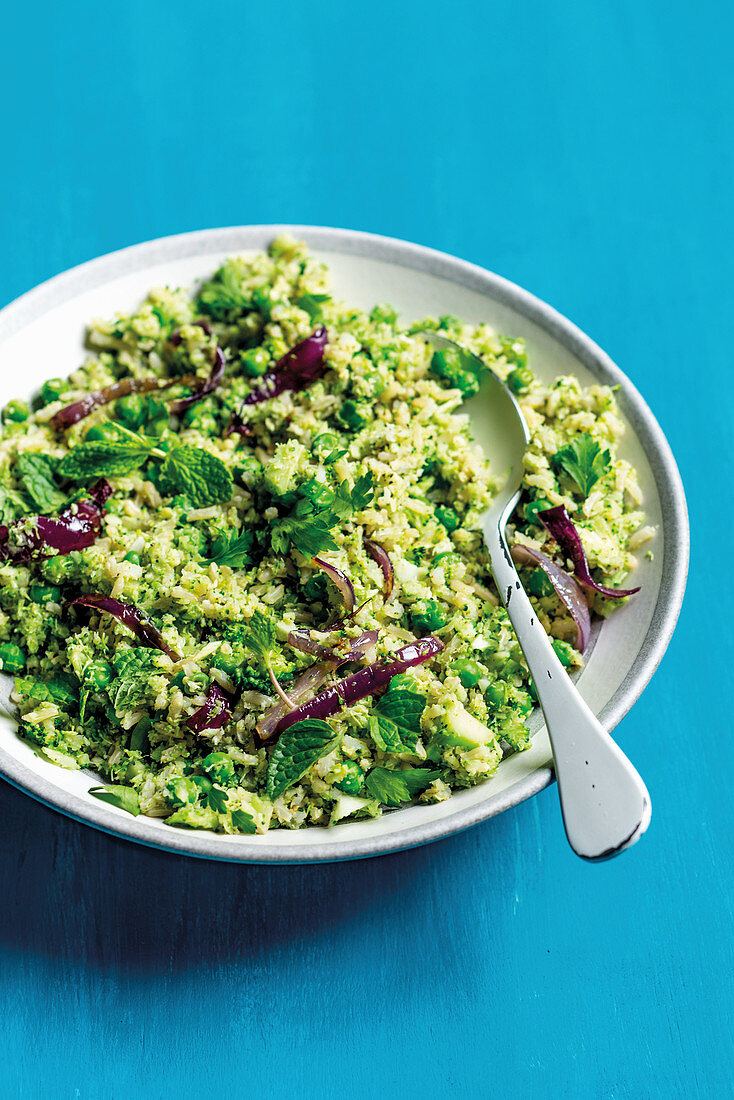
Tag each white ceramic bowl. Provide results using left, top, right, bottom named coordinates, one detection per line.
left=0, top=226, right=689, bottom=862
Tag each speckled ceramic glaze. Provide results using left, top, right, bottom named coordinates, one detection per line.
left=0, top=226, right=689, bottom=862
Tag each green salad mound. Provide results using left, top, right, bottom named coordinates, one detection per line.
left=0, top=237, right=653, bottom=833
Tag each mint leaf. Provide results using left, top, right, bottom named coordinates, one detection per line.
left=108, top=648, right=160, bottom=711
left=266, top=719, right=341, bottom=800
left=205, top=786, right=229, bottom=814
left=88, top=784, right=140, bottom=816
left=15, top=453, right=66, bottom=512
left=295, top=292, right=331, bottom=322
left=15, top=675, right=78, bottom=706
left=159, top=445, right=233, bottom=506
left=206, top=527, right=254, bottom=568
left=231, top=808, right=258, bottom=833
left=369, top=688, right=427, bottom=752
left=552, top=433, right=611, bottom=498
left=364, top=766, right=442, bottom=806
left=58, top=431, right=154, bottom=479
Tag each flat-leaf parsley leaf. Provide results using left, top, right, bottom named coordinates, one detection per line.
left=552, top=433, right=611, bottom=498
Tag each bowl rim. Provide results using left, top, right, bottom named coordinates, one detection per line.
left=0, top=224, right=689, bottom=863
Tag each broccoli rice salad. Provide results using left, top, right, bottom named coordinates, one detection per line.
left=0, top=236, right=654, bottom=834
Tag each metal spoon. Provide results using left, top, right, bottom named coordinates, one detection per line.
left=421, top=332, right=651, bottom=860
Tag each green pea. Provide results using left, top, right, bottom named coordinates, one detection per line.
left=84, top=422, right=120, bottom=443
left=485, top=681, right=507, bottom=708
left=527, top=568, right=555, bottom=598
left=0, top=643, right=26, bottom=674
left=166, top=776, right=199, bottom=808
left=300, top=478, right=335, bottom=509
left=202, top=752, right=237, bottom=787
left=123, top=551, right=141, bottom=565
left=28, top=584, right=62, bottom=604
left=336, top=399, right=370, bottom=432
left=552, top=638, right=575, bottom=668
left=84, top=661, right=113, bottom=690
left=2, top=399, right=29, bottom=423
left=114, top=394, right=145, bottom=428
left=451, top=658, right=485, bottom=689
left=430, top=349, right=480, bottom=397
left=191, top=775, right=213, bottom=798
left=524, top=498, right=553, bottom=527
left=240, top=347, right=270, bottom=377
left=436, top=506, right=460, bottom=532
left=410, top=600, right=446, bottom=634
left=312, top=432, right=342, bottom=457
left=41, top=555, right=75, bottom=583
left=507, top=366, right=534, bottom=395
left=40, top=378, right=67, bottom=406
left=335, top=761, right=365, bottom=795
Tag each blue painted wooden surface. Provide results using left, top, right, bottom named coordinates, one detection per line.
left=0, top=1, right=730, bottom=1096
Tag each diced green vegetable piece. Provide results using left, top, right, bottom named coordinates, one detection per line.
left=0, top=643, right=26, bottom=674
left=436, top=505, right=460, bottom=532
left=2, top=399, right=29, bottom=423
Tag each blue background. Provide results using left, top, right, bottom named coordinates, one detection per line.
left=0, top=2, right=730, bottom=1097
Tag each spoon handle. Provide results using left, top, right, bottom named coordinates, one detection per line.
left=485, top=520, right=651, bottom=860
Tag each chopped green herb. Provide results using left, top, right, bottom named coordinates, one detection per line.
left=266, top=719, right=341, bottom=800
left=552, top=433, right=611, bottom=498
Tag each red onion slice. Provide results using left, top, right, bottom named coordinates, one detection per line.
left=0, top=479, right=111, bottom=563
left=271, top=636, right=444, bottom=738
left=67, top=595, right=181, bottom=661
left=255, top=664, right=331, bottom=739
left=242, top=327, right=329, bottom=407
left=51, top=344, right=225, bottom=430
left=287, top=628, right=379, bottom=664
left=313, top=556, right=355, bottom=613
left=185, top=683, right=233, bottom=733
left=169, top=346, right=226, bottom=415
left=511, top=544, right=591, bottom=652
left=364, top=539, right=394, bottom=599
left=538, top=505, right=641, bottom=599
